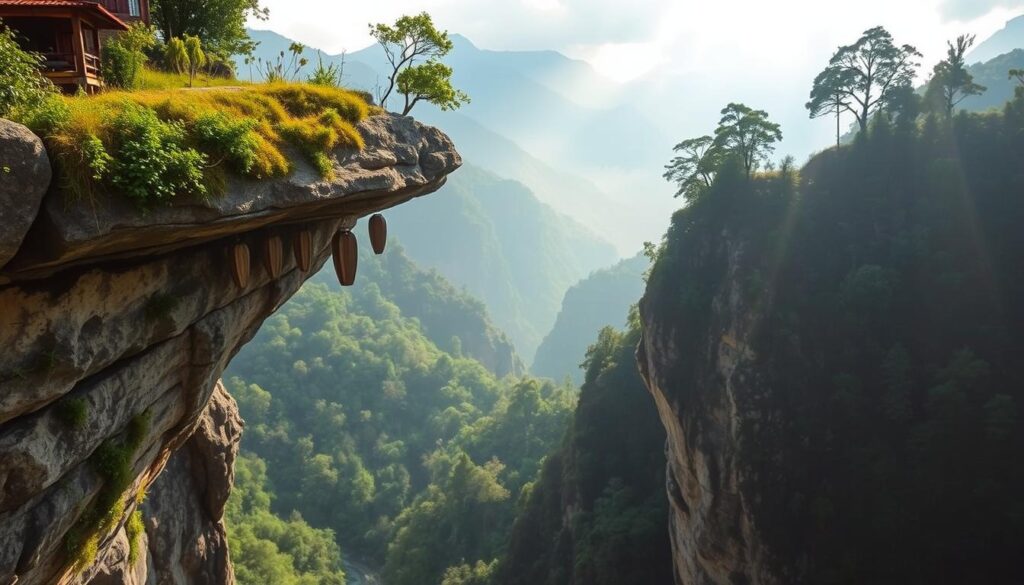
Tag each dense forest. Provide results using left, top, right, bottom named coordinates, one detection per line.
left=644, top=80, right=1024, bottom=582
left=496, top=314, right=672, bottom=585
left=224, top=246, right=577, bottom=583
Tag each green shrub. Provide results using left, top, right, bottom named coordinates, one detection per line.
left=102, top=44, right=143, bottom=89
left=16, top=94, right=70, bottom=136
left=0, top=20, right=60, bottom=121
left=308, top=51, right=343, bottom=87
left=106, top=104, right=207, bottom=205
left=193, top=112, right=260, bottom=173
left=65, top=410, right=151, bottom=573
left=101, top=23, right=155, bottom=89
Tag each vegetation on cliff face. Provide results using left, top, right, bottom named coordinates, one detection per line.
left=225, top=248, right=574, bottom=584
left=645, top=88, right=1024, bottom=583
left=495, top=314, right=672, bottom=585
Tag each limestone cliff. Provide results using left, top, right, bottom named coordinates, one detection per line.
left=0, top=113, right=460, bottom=585
left=637, top=231, right=775, bottom=585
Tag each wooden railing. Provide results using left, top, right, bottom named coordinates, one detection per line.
left=84, top=51, right=100, bottom=76
left=41, top=51, right=102, bottom=77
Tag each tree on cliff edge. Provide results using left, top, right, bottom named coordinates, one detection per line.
left=370, top=12, right=469, bottom=115
left=665, top=102, right=781, bottom=199
left=807, top=26, right=921, bottom=134
left=926, top=35, right=987, bottom=115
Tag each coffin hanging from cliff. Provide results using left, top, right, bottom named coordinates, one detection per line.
left=332, top=230, right=357, bottom=286
left=230, top=242, right=250, bottom=288
left=368, top=213, right=387, bottom=255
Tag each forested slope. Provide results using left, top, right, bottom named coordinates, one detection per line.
left=640, top=95, right=1024, bottom=583
left=224, top=248, right=575, bottom=584
left=496, top=315, right=672, bottom=585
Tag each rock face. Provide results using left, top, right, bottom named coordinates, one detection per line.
left=0, top=112, right=460, bottom=585
left=637, top=235, right=776, bottom=585
left=0, top=119, right=51, bottom=270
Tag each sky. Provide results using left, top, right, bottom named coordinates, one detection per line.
left=251, top=0, right=1024, bottom=83
left=245, top=0, right=1024, bottom=253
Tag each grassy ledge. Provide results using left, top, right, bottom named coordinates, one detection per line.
left=20, top=83, right=373, bottom=207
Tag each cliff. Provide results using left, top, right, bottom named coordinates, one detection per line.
left=0, top=112, right=460, bottom=585
left=637, top=111, right=1024, bottom=584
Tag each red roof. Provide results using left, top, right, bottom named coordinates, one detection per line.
left=0, top=0, right=128, bottom=29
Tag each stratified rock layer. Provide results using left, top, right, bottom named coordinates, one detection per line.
left=0, top=111, right=460, bottom=585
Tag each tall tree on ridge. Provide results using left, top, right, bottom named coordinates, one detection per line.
left=663, top=135, right=720, bottom=201
left=807, top=26, right=921, bottom=134
left=665, top=103, right=782, bottom=197
left=808, top=65, right=856, bottom=146
left=713, top=103, right=783, bottom=178
left=926, top=34, right=986, bottom=115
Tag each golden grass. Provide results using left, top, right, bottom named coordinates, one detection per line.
left=45, top=82, right=372, bottom=201
left=136, top=67, right=249, bottom=90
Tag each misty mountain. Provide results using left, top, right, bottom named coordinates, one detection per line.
left=532, top=253, right=648, bottom=385
left=241, top=28, right=678, bottom=254
left=968, top=14, right=1024, bottom=64
left=958, top=49, right=1024, bottom=112
left=385, top=164, right=617, bottom=361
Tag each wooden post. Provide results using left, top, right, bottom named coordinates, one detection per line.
left=70, top=16, right=87, bottom=90
left=368, top=214, right=387, bottom=255
left=331, top=230, right=357, bottom=286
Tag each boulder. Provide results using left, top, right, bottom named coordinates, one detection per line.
left=0, top=119, right=51, bottom=269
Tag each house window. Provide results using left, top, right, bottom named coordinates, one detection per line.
left=128, top=0, right=140, bottom=17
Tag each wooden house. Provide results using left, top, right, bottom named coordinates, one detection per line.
left=0, top=0, right=146, bottom=93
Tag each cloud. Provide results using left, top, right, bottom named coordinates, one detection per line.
left=940, top=0, right=1024, bottom=19
left=426, top=0, right=674, bottom=49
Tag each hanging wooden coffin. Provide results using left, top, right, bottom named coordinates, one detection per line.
left=263, top=235, right=284, bottom=279
left=368, top=213, right=387, bottom=255
left=293, top=230, right=313, bottom=273
left=230, top=243, right=251, bottom=288
left=332, top=230, right=358, bottom=286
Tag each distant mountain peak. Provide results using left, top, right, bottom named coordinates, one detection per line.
left=968, top=13, right=1024, bottom=64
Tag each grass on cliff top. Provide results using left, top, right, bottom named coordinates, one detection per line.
left=136, top=67, right=250, bottom=90
left=23, top=83, right=372, bottom=206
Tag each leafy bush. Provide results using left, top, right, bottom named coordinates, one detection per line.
left=105, top=103, right=207, bottom=205
left=194, top=112, right=260, bottom=173
left=0, top=20, right=61, bottom=121
left=101, top=24, right=156, bottom=89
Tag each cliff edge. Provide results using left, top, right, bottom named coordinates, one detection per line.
left=0, top=112, right=460, bottom=585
